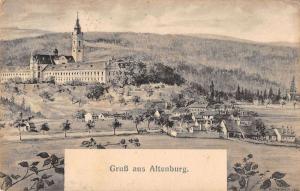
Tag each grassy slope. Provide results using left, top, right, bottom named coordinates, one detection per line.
left=0, top=32, right=298, bottom=91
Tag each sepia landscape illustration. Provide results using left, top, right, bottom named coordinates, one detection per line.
left=0, top=0, right=300, bottom=190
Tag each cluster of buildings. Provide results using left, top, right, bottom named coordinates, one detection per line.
left=0, top=14, right=120, bottom=84
left=157, top=100, right=297, bottom=143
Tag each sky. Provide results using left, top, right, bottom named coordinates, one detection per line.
left=0, top=0, right=300, bottom=43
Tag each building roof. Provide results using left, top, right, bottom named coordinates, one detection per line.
left=43, top=61, right=108, bottom=71
left=265, top=128, right=277, bottom=136
left=32, top=54, right=75, bottom=65
left=187, top=102, right=207, bottom=108
left=173, top=107, right=189, bottom=113
left=224, top=120, right=242, bottom=133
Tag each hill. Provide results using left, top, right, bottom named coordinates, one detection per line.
left=0, top=27, right=51, bottom=41
left=0, top=32, right=298, bottom=92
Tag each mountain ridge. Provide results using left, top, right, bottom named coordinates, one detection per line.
left=0, top=31, right=298, bottom=92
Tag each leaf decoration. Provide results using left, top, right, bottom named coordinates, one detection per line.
left=234, top=167, right=245, bottom=175
left=31, top=177, right=39, bottom=181
left=41, top=174, right=52, bottom=179
left=37, top=152, right=49, bottom=158
left=246, top=171, right=256, bottom=176
left=247, top=154, right=253, bottom=159
left=120, top=139, right=126, bottom=145
left=36, top=179, right=44, bottom=190
left=272, top=171, right=286, bottom=179
left=43, top=158, right=51, bottom=167
left=97, top=144, right=106, bottom=149
left=60, top=159, right=64, bottom=165
left=239, top=176, right=246, bottom=189
left=31, top=161, right=39, bottom=166
left=229, top=186, right=238, bottom=191
left=10, top=174, right=21, bottom=180
left=45, top=179, right=55, bottom=186
left=18, top=161, right=29, bottom=168
left=55, top=167, right=64, bottom=174
left=245, top=162, right=253, bottom=171
left=3, top=176, right=12, bottom=189
left=234, top=163, right=241, bottom=168
left=81, top=141, right=90, bottom=147
left=252, top=164, right=258, bottom=170
left=50, top=154, right=59, bottom=165
left=0, top=171, right=6, bottom=178
left=227, top=173, right=240, bottom=181
left=29, top=166, right=39, bottom=174
left=260, top=179, right=271, bottom=190
left=275, top=179, right=290, bottom=187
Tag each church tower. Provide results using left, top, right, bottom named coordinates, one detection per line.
left=72, top=13, right=84, bottom=62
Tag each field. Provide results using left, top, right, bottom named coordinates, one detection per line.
left=1, top=133, right=300, bottom=190
left=241, top=103, right=300, bottom=136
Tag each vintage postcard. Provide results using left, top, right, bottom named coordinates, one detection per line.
left=0, top=0, right=300, bottom=190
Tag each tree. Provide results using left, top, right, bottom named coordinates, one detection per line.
left=13, top=119, right=24, bottom=141
left=209, top=81, right=215, bottom=101
left=170, top=93, right=186, bottom=107
left=86, top=120, right=95, bottom=134
left=236, top=85, right=241, bottom=100
left=290, top=76, right=296, bottom=100
left=86, top=83, right=105, bottom=100
left=254, top=119, right=266, bottom=137
left=263, top=89, right=267, bottom=100
left=75, top=109, right=86, bottom=120
left=132, top=96, right=141, bottom=105
left=276, top=88, right=281, bottom=102
left=119, top=96, right=126, bottom=105
left=133, top=115, right=143, bottom=133
left=40, top=123, right=50, bottom=134
left=112, top=118, right=122, bottom=135
left=144, top=110, right=155, bottom=130
left=145, top=86, right=154, bottom=97
left=268, top=87, right=274, bottom=100
left=21, top=97, right=25, bottom=109
left=107, top=95, right=114, bottom=104
left=13, top=112, right=26, bottom=141
left=62, top=120, right=71, bottom=138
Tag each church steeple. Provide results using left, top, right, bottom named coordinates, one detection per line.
left=74, top=12, right=81, bottom=34
left=72, top=12, right=84, bottom=62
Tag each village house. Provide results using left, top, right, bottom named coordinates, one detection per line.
left=264, top=126, right=296, bottom=143
left=187, top=102, right=207, bottom=114
left=84, top=112, right=93, bottom=122
left=219, top=119, right=245, bottom=138
left=172, top=107, right=189, bottom=117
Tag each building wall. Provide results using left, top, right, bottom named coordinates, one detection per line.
left=0, top=70, right=32, bottom=83
left=43, top=69, right=107, bottom=84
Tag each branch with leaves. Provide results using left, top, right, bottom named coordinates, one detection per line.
left=228, top=154, right=290, bottom=191
left=0, top=152, right=64, bottom=191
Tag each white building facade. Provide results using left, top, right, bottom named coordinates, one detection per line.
left=0, top=14, right=120, bottom=85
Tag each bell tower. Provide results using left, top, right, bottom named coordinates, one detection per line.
left=72, top=12, right=84, bottom=62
